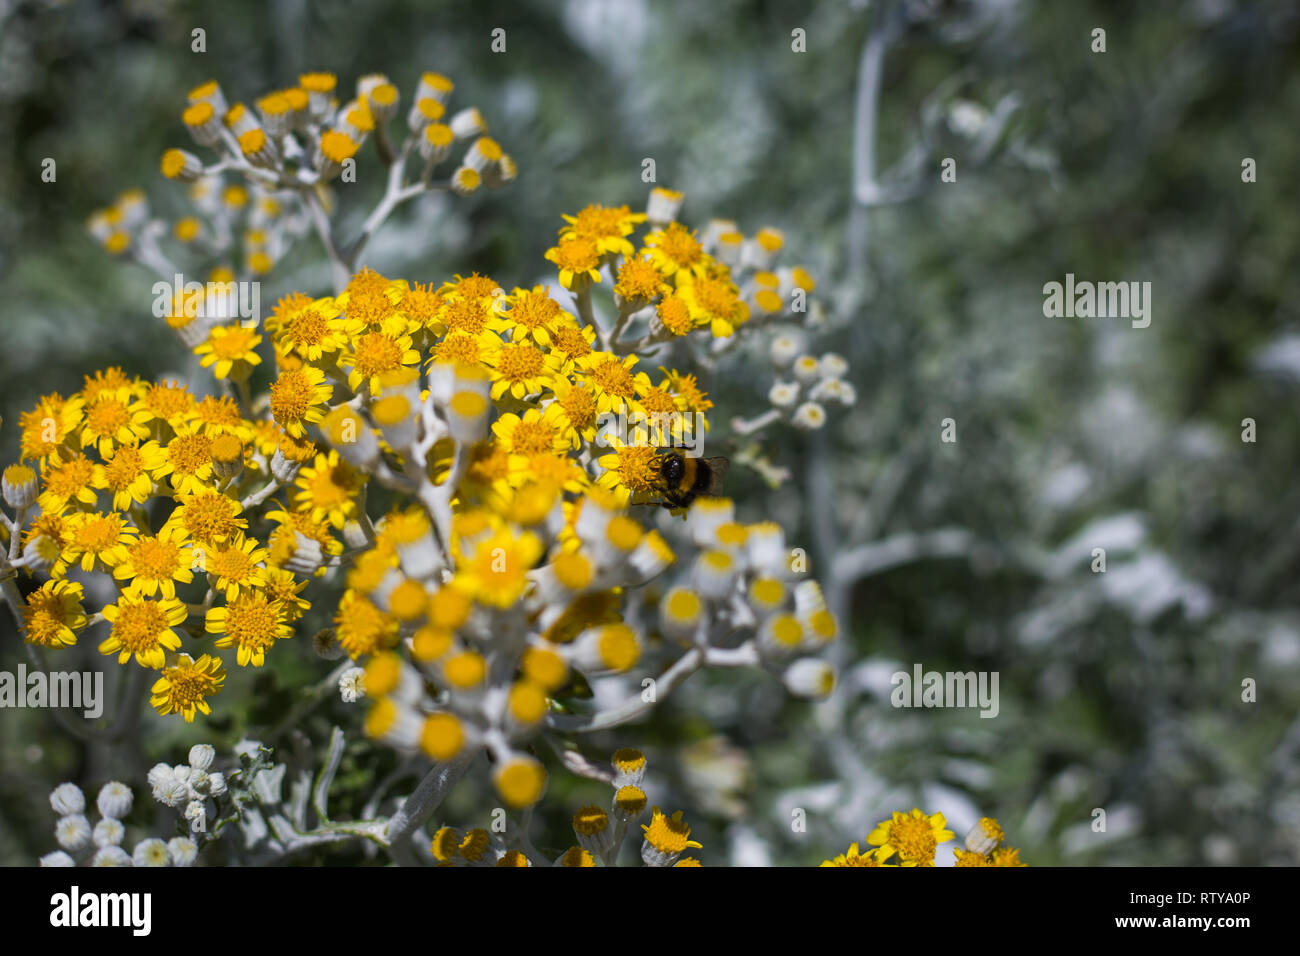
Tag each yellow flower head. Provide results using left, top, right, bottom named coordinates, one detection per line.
left=23, top=580, right=88, bottom=648
left=150, top=653, right=226, bottom=722
left=195, top=324, right=263, bottom=380
left=99, top=590, right=188, bottom=668
left=866, top=809, right=955, bottom=866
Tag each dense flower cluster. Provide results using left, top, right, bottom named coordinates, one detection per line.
left=821, top=811, right=1028, bottom=867
left=3, top=66, right=858, bottom=864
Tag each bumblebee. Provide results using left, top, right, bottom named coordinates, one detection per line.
left=650, top=450, right=730, bottom=510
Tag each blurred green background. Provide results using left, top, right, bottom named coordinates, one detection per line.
left=2, top=0, right=1299, bottom=865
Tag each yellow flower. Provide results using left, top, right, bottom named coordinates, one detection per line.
left=204, top=533, right=270, bottom=600
left=544, top=236, right=603, bottom=289
left=64, top=510, right=137, bottom=573
left=546, top=377, right=599, bottom=447
left=559, top=204, right=645, bottom=257
left=78, top=388, right=151, bottom=458
left=678, top=269, right=750, bottom=338
left=820, top=843, right=893, bottom=867
left=595, top=440, right=661, bottom=506
left=643, top=222, right=708, bottom=279
left=191, top=394, right=253, bottom=441
left=269, top=365, right=333, bottom=437
left=491, top=406, right=569, bottom=457
left=486, top=340, right=563, bottom=400
left=457, top=526, right=543, bottom=608
left=614, top=255, right=667, bottom=303
left=206, top=590, right=292, bottom=666
left=22, top=513, right=73, bottom=578
left=500, top=285, right=573, bottom=346
left=341, top=330, right=420, bottom=394
left=164, top=489, right=248, bottom=544
left=293, top=451, right=365, bottom=530
left=262, top=566, right=310, bottom=621
left=99, top=590, right=188, bottom=668
left=19, top=392, right=84, bottom=462
left=38, top=451, right=99, bottom=513
left=150, top=427, right=216, bottom=496
left=274, top=297, right=362, bottom=361
left=989, top=847, right=1027, bottom=867
left=94, top=441, right=165, bottom=511
left=866, top=809, right=955, bottom=866
left=195, top=324, right=263, bottom=380
left=150, top=653, right=226, bottom=722
left=576, top=351, right=649, bottom=416
left=546, top=324, right=598, bottom=373
left=641, top=807, right=702, bottom=857
left=23, top=580, right=88, bottom=648
left=333, top=589, right=399, bottom=658
left=112, top=526, right=195, bottom=599
left=134, top=380, right=197, bottom=431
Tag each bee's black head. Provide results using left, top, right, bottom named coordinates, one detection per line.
left=659, top=453, right=685, bottom=483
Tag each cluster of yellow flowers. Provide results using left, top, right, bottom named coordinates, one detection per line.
left=1, top=185, right=841, bottom=824
left=821, top=810, right=1028, bottom=867
left=85, top=69, right=511, bottom=287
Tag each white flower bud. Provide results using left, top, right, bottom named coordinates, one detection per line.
left=769, top=335, right=801, bottom=370
left=91, top=846, right=132, bottom=867
left=168, top=837, right=198, bottom=867
left=96, top=781, right=134, bottom=820
left=93, top=818, right=125, bottom=848
left=768, top=381, right=800, bottom=409
left=782, top=657, right=836, bottom=699
left=792, top=402, right=827, bottom=431
left=206, top=772, right=227, bottom=798
left=818, top=352, right=848, bottom=380
left=49, top=783, right=85, bottom=816
left=132, top=838, right=171, bottom=867
left=185, top=801, right=207, bottom=833
left=188, top=744, right=216, bottom=771
left=40, top=851, right=76, bottom=867
left=55, top=814, right=92, bottom=852
left=339, top=666, right=366, bottom=703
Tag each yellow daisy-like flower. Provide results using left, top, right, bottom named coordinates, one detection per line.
left=150, top=652, right=226, bottom=722
left=614, top=255, right=667, bottom=304
left=546, top=324, right=598, bottom=372
left=576, top=351, right=649, bottom=416
left=546, top=377, right=599, bottom=448
left=274, top=297, right=361, bottom=362
left=642, top=222, right=708, bottom=279
left=191, top=394, right=253, bottom=441
left=81, top=366, right=140, bottom=404
left=150, top=427, right=216, bottom=497
left=78, top=388, right=151, bottom=458
left=112, top=526, right=195, bottom=599
left=595, top=439, right=661, bottom=506
left=678, top=271, right=750, bottom=338
left=23, top=580, right=88, bottom=648
left=544, top=236, right=603, bottom=289
left=953, top=848, right=993, bottom=867
left=134, top=380, right=196, bottom=430
left=820, top=842, right=893, bottom=867
left=206, top=590, right=293, bottom=666
left=989, top=847, right=1027, bottom=867
left=99, top=590, right=188, bottom=668
left=94, top=441, right=165, bottom=511
left=204, top=533, right=269, bottom=600
left=500, top=286, right=573, bottom=346
left=641, top=807, right=703, bottom=857
left=491, top=405, right=569, bottom=457
left=660, top=369, right=714, bottom=418
left=333, top=589, right=399, bottom=659
left=269, top=365, right=333, bottom=437
left=164, top=489, right=248, bottom=545
left=262, top=566, right=310, bottom=621
left=341, top=330, right=421, bottom=394
left=866, top=809, right=955, bottom=866
left=486, top=340, right=563, bottom=401
left=38, top=451, right=100, bottom=515
left=654, top=292, right=698, bottom=336
left=292, top=451, right=365, bottom=530
left=195, top=323, right=263, bottom=380
left=559, top=204, right=645, bottom=257
left=458, top=526, right=544, bottom=609
left=19, top=392, right=84, bottom=463
left=64, top=510, right=137, bottom=573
